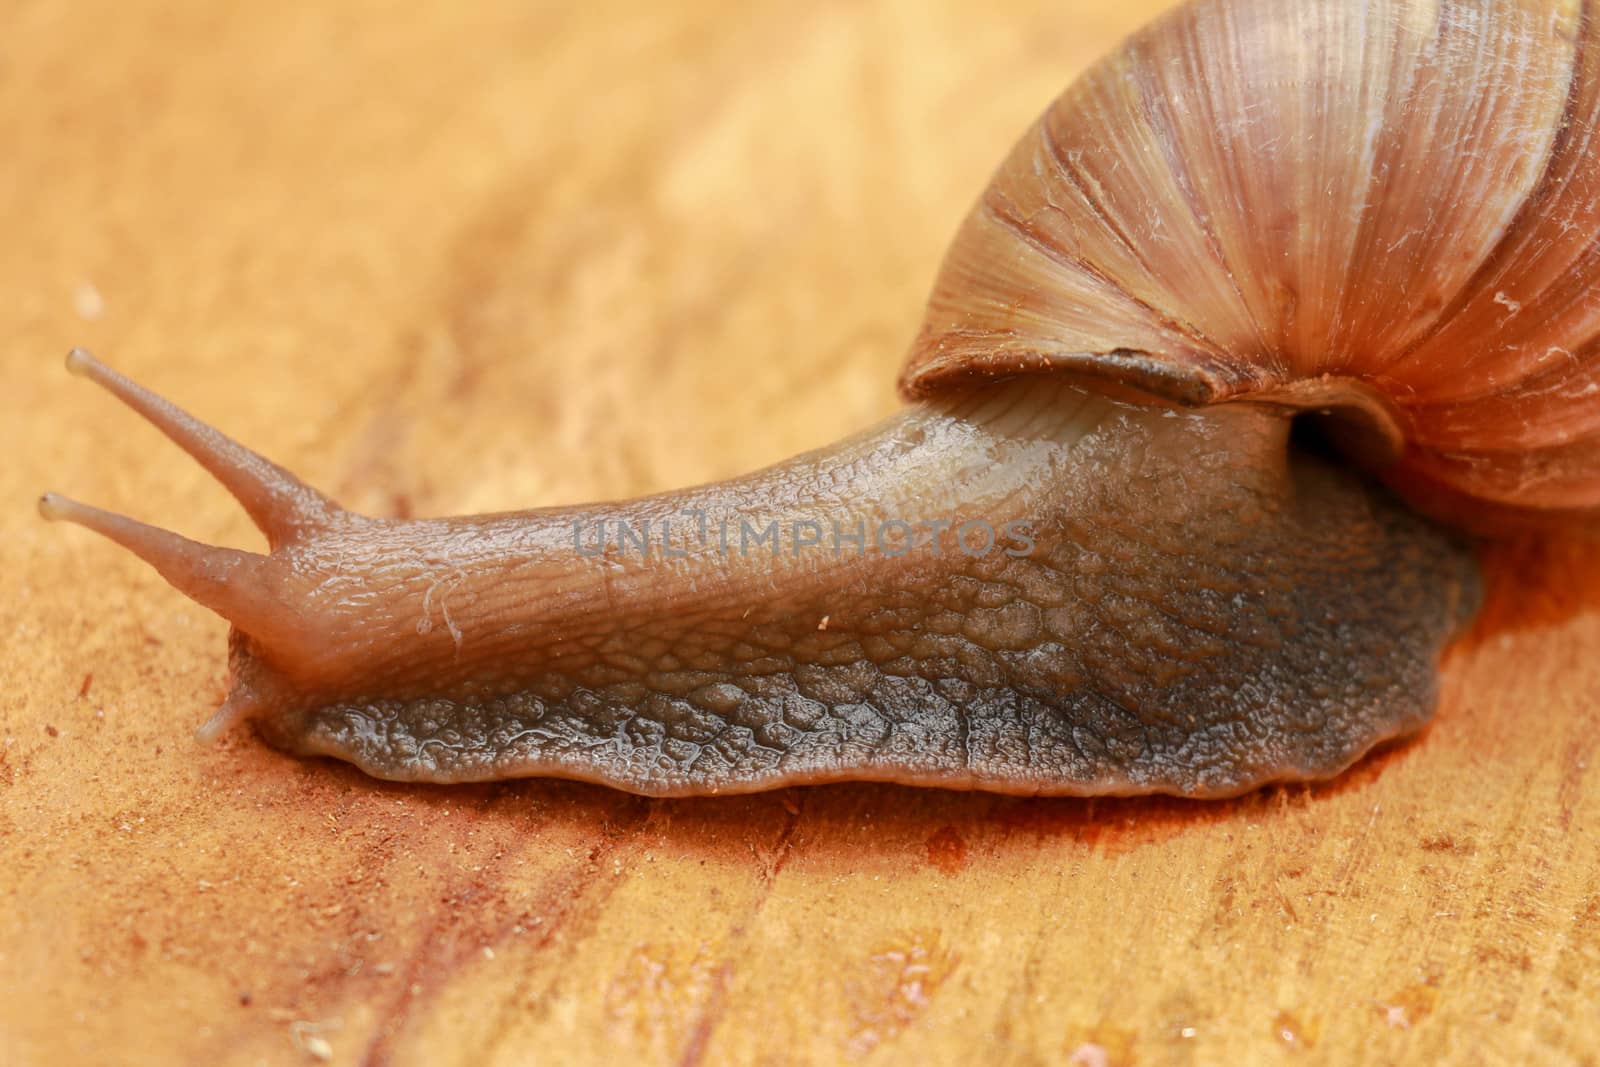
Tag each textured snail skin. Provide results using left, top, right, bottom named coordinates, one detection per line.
left=42, top=356, right=1477, bottom=797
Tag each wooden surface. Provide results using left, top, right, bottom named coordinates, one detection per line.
left=4, top=1, right=1598, bottom=1064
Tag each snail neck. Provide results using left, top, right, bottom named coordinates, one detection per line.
left=505, top=380, right=1191, bottom=631
left=235, top=380, right=1273, bottom=693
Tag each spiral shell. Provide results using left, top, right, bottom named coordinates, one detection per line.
left=902, top=0, right=1600, bottom=527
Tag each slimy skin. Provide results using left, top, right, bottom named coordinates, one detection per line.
left=42, top=351, right=1479, bottom=797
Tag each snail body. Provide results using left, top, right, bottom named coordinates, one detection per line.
left=43, top=0, right=1599, bottom=797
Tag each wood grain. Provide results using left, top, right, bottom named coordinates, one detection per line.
left=3, top=1, right=1597, bottom=1064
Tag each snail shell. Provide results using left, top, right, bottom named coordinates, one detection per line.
left=905, top=0, right=1600, bottom=529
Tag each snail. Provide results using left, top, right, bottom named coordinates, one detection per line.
left=39, top=0, right=1600, bottom=798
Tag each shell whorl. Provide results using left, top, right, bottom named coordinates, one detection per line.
left=901, top=0, right=1600, bottom=527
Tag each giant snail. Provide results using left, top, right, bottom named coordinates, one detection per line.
left=41, top=0, right=1600, bottom=797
